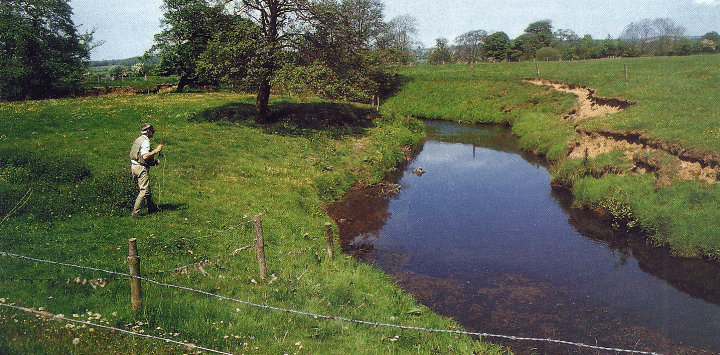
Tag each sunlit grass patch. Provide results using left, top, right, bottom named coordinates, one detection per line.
left=0, top=91, right=500, bottom=354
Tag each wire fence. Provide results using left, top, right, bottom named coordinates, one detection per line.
left=0, top=250, right=666, bottom=355
left=0, top=302, right=236, bottom=355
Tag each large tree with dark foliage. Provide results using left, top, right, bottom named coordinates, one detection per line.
left=149, top=0, right=235, bottom=93
left=0, top=0, right=92, bottom=101
left=513, top=20, right=553, bottom=60
left=295, top=0, right=389, bottom=102
left=227, top=0, right=306, bottom=123
left=196, top=16, right=261, bottom=92
left=484, top=31, right=511, bottom=62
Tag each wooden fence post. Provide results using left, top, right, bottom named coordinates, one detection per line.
left=253, top=214, right=267, bottom=280
left=325, top=222, right=334, bottom=260
left=127, top=238, right=143, bottom=312
left=535, top=61, right=540, bottom=77
left=624, top=63, right=628, bottom=80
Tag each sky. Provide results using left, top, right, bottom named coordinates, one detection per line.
left=70, top=0, right=720, bottom=61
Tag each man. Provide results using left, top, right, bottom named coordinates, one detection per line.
left=129, top=123, right=163, bottom=218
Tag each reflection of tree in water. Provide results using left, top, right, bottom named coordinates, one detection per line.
left=554, top=185, right=720, bottom=307
left=325, top=143, right=417, bottom=259
left=634, top=245, right=720, bottom=306
left=325, top=183, right=396, bottom=258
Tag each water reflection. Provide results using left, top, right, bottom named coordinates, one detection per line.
left=326, top=121, right=720, bottom=355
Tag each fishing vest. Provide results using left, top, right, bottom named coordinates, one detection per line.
left=129, top=135, right=149, bottom=165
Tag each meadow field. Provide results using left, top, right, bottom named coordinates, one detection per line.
left=0, top=94, right=506, bottom=354
left=3, top=54, right=720, bottom=354
left=384, top=55, right=720, bottom=258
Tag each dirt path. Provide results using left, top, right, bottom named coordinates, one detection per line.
left=524, top=78, right=719, bottom=184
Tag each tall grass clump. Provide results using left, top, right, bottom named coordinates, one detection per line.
left=0, top=148, right=135, bottom=222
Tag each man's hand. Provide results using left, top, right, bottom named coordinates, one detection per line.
left=143, top=144, right=163, bottom=162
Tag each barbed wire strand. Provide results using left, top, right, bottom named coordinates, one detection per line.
left=151, top=244, right=253, bottom=275
left=0, top=251, right=665, bottom=355
left=0, top=302, right=235, bottom=355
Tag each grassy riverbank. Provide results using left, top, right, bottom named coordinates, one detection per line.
left=384, top=55, right=720, bottom=258
left=0, top=94, right=507, bottom=354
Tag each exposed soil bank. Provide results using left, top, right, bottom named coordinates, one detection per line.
left=524, top=78, right=636, bottom=121
left=569, top=130, right=720, bottom=184
left=525, top=78, right=720, bottom=184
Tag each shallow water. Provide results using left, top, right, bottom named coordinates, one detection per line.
left=327, top=121, right=720, bottom=355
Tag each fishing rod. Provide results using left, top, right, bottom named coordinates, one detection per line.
left=158, top=114, right=167, bottom=206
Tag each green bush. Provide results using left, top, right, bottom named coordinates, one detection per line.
left=535, top=47, right=562, bottom=61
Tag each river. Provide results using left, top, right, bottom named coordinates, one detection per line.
left=326, top=121, right=720, bottom=355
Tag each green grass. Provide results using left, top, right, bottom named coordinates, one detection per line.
left=0, top=93, right=508, bottom=354
left=383, top=63, right=577, bottom=161
left=530, top=55, right=720, bottom=153
left=386, top=56, right=720, bottom=258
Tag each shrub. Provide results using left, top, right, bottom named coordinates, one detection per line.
left=536, top=47, right=562, bottom=61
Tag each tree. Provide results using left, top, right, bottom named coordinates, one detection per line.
left=0, top=0, right=92, bottom=101
left=293, top=0, right=389, bottom=102
left=427, top=38, right=452, bottom=64
left=552, top=29, right=579, bottom=60
left=599, top=36, right=620, bottom=58
left=577, top=34, right=601, bottom=59
left=484, top=31, right=511, bottom=62
left=517, top=20, right=553, bottom=59
left=700, top=31, right=720, bottom=53
left=377, top=14, right=418, bottom=65
left=535, top=47, right=560, bottom=61
left=620, top=18, right=686, bottom=56
left=454, top=30, right=487, bottom=66
left=304, top=0, right=385, bottom=66
left=225, top=0, right=307, bottom=123
left=511, top=33, right=533, bottom=61
left=149, top=0, right=230, bottom=93
left=195, top=17, right=261, bottom=91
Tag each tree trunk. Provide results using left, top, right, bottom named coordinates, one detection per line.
left=176, top=75, right=189, bottom=93
left=254, top=76, right=272, bottom=124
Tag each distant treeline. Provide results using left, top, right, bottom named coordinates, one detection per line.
left=90, top=56, right=159, bottom=68
left=427, top=18, right=720, bottom=64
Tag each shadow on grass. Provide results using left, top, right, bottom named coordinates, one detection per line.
left=191, top=102, right=256, bottom=124
left=191, top=101, right=379, bottom=139
left=378, top=73, right=413, bottom=104
left=156, top=202, right=187, bottom=212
